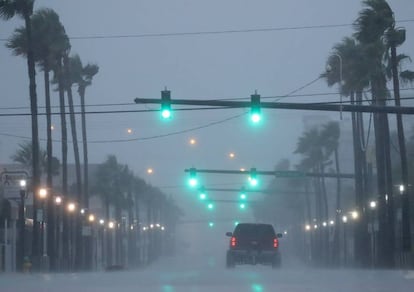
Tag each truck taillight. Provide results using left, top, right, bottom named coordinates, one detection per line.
left=231, top=236, right=237, bottom=248
left=273, top=238, right=279, bottom=248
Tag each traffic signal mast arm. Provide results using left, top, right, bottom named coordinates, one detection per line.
left=135, top=97, right=414, bottom=115
left=184, top=168, right=354, bottom=179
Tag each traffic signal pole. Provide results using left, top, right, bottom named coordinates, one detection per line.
left=135, top=97, right=414, bottom=115
left=184, top=168, right=354, bottom=179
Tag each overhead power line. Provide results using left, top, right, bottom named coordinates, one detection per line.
left=1, top=19, right=413, bottom=42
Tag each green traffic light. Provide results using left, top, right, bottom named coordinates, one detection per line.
left=188, top=168, right=198, bottom=188
left=199, top=186, right=207, bottom=200
left=207, top=203, right=214, bottom=210
left=161, top=89, right=172, bottom=120
left=239, top=203, right=246, bottom=210
left=161, top=108, right=171, bottom=119
left=250, top=112, right=261, bottom=123
left=208, top=222, right=214, bottom=227
left=249, top=177, right=258, bottom=187
left=250, top=93, right=261, bottom=124
left=234, top=221, right=239, bottom=226
left=249, top=168, right=258, bottom=187
left=240, top=193, right=247, bottom=200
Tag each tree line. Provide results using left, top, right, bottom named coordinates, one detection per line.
left=254, top=0, right=414, bottom=268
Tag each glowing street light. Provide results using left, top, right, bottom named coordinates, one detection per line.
left=67, top=202, right=76, bottom=213
left=351, top=210, right=359, bottom=220
left=55, top=196, right=62, bottom=205
left=88, top=214, right=95, bottom=223
left=20, top=179, right=27, bottom=188
left=329, top=220, right=335, bottom=226
left=99, top=219, right=105, bottom=225
left=108, top=221, right=115, bottom=229
left=305, top=224, right=311, bottom=231
left=369, top=201, right=377, bottom=209
left=38, top=188, right=48, bottom=199
left=342, top=216, right=348, bottom=223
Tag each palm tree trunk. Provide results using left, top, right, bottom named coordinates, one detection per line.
left=44, top=64, right=56, bottom=270
left=63, top=55, right=83, bottom=270
left=79, top=86, right=89, bottom=209
left=391, top=44, right=411, bottom=251
left=64, top=55, right=82, bottom=203
left=372, top=75, right=395, bottom=267
left=351, top=91, right=368, bottom=267
left=57, top=55, right=69, bottom=268
left=24, top=12, right=41, bottom=263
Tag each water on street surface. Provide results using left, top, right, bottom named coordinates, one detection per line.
left=1, top=250, right=414, bottom=292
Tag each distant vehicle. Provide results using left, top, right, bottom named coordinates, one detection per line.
left=225, top=223, right=282, bottom=269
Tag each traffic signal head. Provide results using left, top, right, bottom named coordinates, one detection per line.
left=199, top=186, right=207, bottom=200
left=248, top=168, right=258, bottom=187
left=239, top=187, right=247, bottom=200
left=161, top=89, right=172, bottom=119
left=250, top=93, right=261, bottom=124
left=208, top=222, right=214, bottom=228
left=239, top=203, right=246, bottom=210
left=188, top=168, right=198, bottom=188
left=207, top=202, right=214, bottom=210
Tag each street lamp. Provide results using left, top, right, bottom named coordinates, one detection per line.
left=38, top=188, right=49, bottom=269
left=369, top=201, right=377, bottom=209
left=67, top=202, right=76, bottom=213
left=38, top=188, right=48, bottom=199
left=350, top=210, right=359, bottom=220
left=55, top=196, right=62, bottom=205
left=88, top=214, right=95, bottom=223
left=18, top=179, right=27, bottom=271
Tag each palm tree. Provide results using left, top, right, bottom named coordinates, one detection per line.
left=322, top=37, right=371, bottom=266
left=381, top=2, right=414, bottom=252
left=74, top=57, right=99, bottom=210
left=354, top=0, right=395, bottom=267
left=7, top=10, right=69, bottom=269
left=7, top=8, right=68, bottom=189
left=11, top=141, right=60, bottom=175
left=63, top=54, right=83, bottom=205
left=0, top=0, right=42, bottom=260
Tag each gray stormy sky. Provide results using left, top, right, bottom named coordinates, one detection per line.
left=1, top=0, right=414, bottom=222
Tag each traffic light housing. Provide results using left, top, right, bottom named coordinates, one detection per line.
left=249, top=168, right=258, bottom=187
left=239, top=187, right=247, bottom=200
left=161, top=89, right=172, bottom=119
left=207, top=202, right=214, bottom=210
left=250, top=93, right=261, bottom=124
left=199, top=186, right=207, bottom=200
left=188, top=168, right=198, bottom=188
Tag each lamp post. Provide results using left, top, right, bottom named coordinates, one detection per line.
left=38, top=188, right=49, bottom=270
left=67, top=202, right=76, bottom=269
left=18, top=180, right=26, bottom=272
left=54, top=196, right=62, bottom=270
left=369, top=200, right=377, bottom=267
left=342, top=215, right=348, bottom=266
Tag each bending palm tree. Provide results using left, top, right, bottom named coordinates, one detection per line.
left=75, top=57, right=99, bottom=209
left=0, top=0, right=41, bottom=263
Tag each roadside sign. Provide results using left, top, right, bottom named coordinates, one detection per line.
left=1, top=170, right=28, bottom=200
